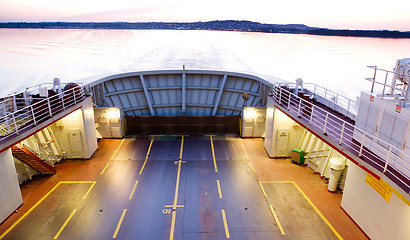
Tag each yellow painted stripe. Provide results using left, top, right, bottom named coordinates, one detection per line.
left=179, top=136, right=184, bottom=160
left=239, top=139, right=255, bottom=173
left=0, top=181, right=97, bottom=240
left=82, top=182, right=96, bottom=200
left=170, top=160, right=182, bottom=239
left=392, top=188, right=410, bottom=206
left=53, top=209, right=78, bottom=239
left=221, top=209, right=230, bottom=239
left=209, top=135, right=218, bottom=172
left=216, top=180, right=223, bottom=199
left=380, top=178, right=410, bottom=206
left=164, top=205, right=184, bottom=208
left=169, top=136, right=185, bottom=240
left=173, top=161, right=182, bottom=207
left=113, top=209, right=127, bottom=238
left=248, top=161, right=256, bottom=174
left=258, top=181, right=268, bottom=197
left=111, top=138, right=125, bottom=161
left=174, top=152, right=181, bottom=206
left=269, top=205, right=285, bottom=235
left=129, top=180, right=139, bottom=200
left=0, top=182, right=62, bottom=239
left=139, top=139, right=154, bottom=175
left=59, top=181, right=96, bottom=184
left=259, top=180, right=294, bottom=183
left=169, top=209, right=177, bottom=240
left=292, top=182, right=343, bottom=240
left=100, top=163, right=110, bottom=175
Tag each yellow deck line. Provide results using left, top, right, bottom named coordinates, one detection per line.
left=53, top=209, right=78, bottom=239
left=139, top=139, right=154, bottom=175
left=258, top=181, right=268, bottom=197
left=113, top=209, right=127, bottom=238
left=259, top=181, right=343, bottom=239
left=221, top=209, right=230, bottom=238
left=209, top=135, right=218, bottom=172
left=169, top=210, right=177, bottom=240
left=59, top=181, right=96, bottom=184
left=169, top=136, right=184, bottom=240
left=129, top=180, right=139, bottom=200
left=82, top=181, right=96, bottom=199
left=179, top=136, right=184, bottom=160
left=0, top=181, right=94, bottom=240
left=100, top=163, right=110, bottom=175
left=111, top=138, right=125, bottom=161
left=259, top=180, right=294, bottom=183
left=216, top=180, right=223, bottom=199
left=269, top=205, right=285, bottom=235
left=291, top=181, right=343, bottom=240
left=164, top=205, right=184, bottom=208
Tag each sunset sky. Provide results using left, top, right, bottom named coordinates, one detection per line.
left=0, top=0, right=409, bottom=31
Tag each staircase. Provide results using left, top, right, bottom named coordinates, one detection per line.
left=11, top=144, right=56, bottom=174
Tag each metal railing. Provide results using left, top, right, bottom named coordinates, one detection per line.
left=279, top=82, right=358, bottom=120
left=272, top=84, right=410, bottom=194
left=21, top=142, right=54, bottom=167
left=366, top=66, right=410, bottom=107
left=0, top=84, right=86, bottom=141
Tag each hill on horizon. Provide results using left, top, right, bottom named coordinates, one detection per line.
left=0, top=20, right=409, bottom=38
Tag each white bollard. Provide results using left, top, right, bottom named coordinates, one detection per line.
left=328, top=157, right=346, bottom=192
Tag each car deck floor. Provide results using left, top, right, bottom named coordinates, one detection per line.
left=0, top=135, right=369, bottom=240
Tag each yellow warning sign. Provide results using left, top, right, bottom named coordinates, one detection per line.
left=365, top=173, right=393, bottom=202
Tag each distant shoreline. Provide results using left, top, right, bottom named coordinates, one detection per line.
left=1, top=20, right=409, bottom=39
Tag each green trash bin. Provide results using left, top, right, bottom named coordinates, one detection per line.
left=291, top=149, right=305, bottom=165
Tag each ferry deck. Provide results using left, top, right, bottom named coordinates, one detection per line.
left=0, top=135, right=368, bottom=239
left=1, top=65, right=409, bottom=240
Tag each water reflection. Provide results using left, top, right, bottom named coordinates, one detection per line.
left=0, top=29, right=409, bottom=99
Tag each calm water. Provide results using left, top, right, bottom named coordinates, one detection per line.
left=0, top=29, right=409, bottom=99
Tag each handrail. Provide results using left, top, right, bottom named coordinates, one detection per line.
left=0, top=85, right=86, bottom=141
left=272, top=84, right=410, bottom=194
left=276, top=82, right=358, bottom=119
left=22, top=142, right=54, bottom=167
left=0, top=82, right=84, bottom=111
left=366, top=66, right=410, bottom=107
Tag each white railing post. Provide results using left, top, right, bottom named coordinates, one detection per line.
left=279, top=87, right=282, bottom=104
left=297, top=98, right=302, bottom=117
left=31, top=105, right=37, bottom=126
left=73, top=88, right=77, bottom=105
left=359, top=131, right=366, bottom=158
left=334, top=94, right=338, bottom=110
left=47, top=98, right=52, bottom=117
left=323, top=113, right=329, bottom=135
left=309, top=105, right=314, bottom=125
left=61, top=94, right=65, bottom=110
left=339, top=122, right=345, bottom=145
left=11, top=112, right=19, bottom=135
left=313, top=84, right=317, bottom=96
left=347, top=100, right=351, bottom=116
left=383, top=146, right=392, bottom=173
left=13, top=95, right=17, bottom=111
left=287, top=91, right=291, bottom=110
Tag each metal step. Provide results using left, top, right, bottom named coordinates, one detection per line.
left=11, top=144, right=56, bottom=174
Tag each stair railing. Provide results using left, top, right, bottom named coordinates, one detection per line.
left=0, top=84, right=86, bottom=141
